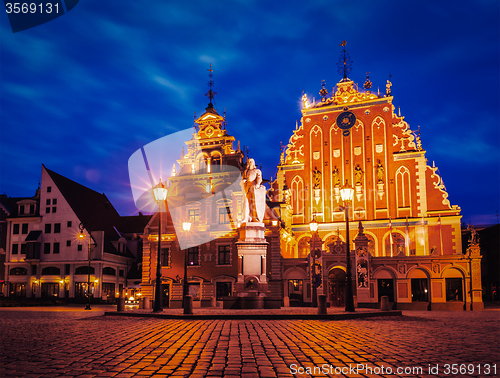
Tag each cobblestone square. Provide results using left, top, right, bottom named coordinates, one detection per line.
left=1, top=306, right=498, bottom=377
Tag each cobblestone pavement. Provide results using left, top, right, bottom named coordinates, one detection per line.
left=1, top=306, right=499, bottom=378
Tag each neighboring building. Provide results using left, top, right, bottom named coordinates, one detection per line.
left=140, top=98, right=281, bottom=308
left=272, top=69, right=483, bottom=310
left=3, top=165, right=136, bottom=301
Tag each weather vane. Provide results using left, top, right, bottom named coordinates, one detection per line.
left=363, top=72, right=372, bottom=91
left=204, top=63, right=217, bottom=105
left=319, top=80, right=328, bottom=100
left=337, top=40, right=353, bottom=80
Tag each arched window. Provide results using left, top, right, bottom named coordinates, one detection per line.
left=385, top=233, right=406, bottom=257
left=211, top=154, right=221, bottom=172
left=291, top=176, right=304, bottom=215
left=103, top=267, right=116, bottom=276
left=10, top=267, right=27, bottom=275
left=75, top=266, right=95, bottom=275
left=41, top=267, right=60, bottom=275
left=396, top=166, right=411, bottom=208
left=297, top=237, right=310, bottom=258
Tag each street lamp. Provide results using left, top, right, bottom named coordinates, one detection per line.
left=340, top=179, right=355, bottom=312
left=153, top=179, right=167, bottom=313
left=309, top=217, right=319, bottom=308
left=78, top=223, right=92, bottom=310
left=182, top=221, right=191, bottom=314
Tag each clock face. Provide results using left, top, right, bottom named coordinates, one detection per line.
left=336, top=111, right=356, bottom=130
left=205, top=126, right=214, bottom=137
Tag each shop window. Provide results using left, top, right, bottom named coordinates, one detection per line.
left=102, top=283, right=115, bottom=298
left=446, top=278, right=463, bottom=301
left=41, top=283, right=59, bottom=298
left=411, top=278, right=428, bottom=302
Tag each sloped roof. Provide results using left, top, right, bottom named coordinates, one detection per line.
left=120, top=213, right=152, bottom=234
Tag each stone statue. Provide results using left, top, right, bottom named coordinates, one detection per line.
left=241, top=158, right=266, bottom=223
left=467, top=224, right=480, bottom=246
left=354, top=165, right=363, bottom=186
left=313, top=167, right=321, bottom=189
left=376, top=160, right=384, bottom=183
left=332, top=167, right=340, bottom=187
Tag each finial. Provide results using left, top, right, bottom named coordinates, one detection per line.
left=363, top=72, right=372, bottom=92
left=223, top=107, right=227, bottom=130
left=319, top=80, right=328, bottom=100
left=237, top=140, right=241, bottom=151
left=295, top=120, right=298, bottom=130
left=398, top=107, right=401, bottom=117
left=204, top=63, right=217, bottom=106
left=337, top=40, right=353, bottom=80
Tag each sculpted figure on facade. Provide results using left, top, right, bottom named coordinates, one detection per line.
left=354, top=165, right=364, bottom=186
left=241, top=158, right=266, bottom=223
left=376, top=160, right=385, bottom=183
left=313, top=167, right=321, bottom=189
left=332, top=166, right=341, bottom=187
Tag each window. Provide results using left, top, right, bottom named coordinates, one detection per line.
left=32, top=265, right=37, bottom=275
left=385, top=233, right=406, bottom=257
left=52, top=199, right=57, bottom=205
left=187, top=247, right=200, bottom=266
left=216, top=282, right=232, bottom=300
left=46, top=199, right=51, bottom=205
left=119, top=270, right=124, bottom=277
left=54, top=223, right=61, bottom=233
left=53, top=242, right=60, bottom=254
left=188, top=209, right=200, bottom=224
left=102, top=283, right=115, bottom=298
left=218, top=245, right=231, bottom=265
left=13, top=224, right=19, bottom=234
left=411, top=278, right=428, bottom=302
left=161, top=248, right=170, bottom=267
left=66, top=240, right=71, bottom=247
left=12, top=244, right=18, bottom=254
left=77, top=245, right=83, bottom=251
left=42, top=267, right=60, bottom=275
left=446, top=278, right=463, bottom=301
left=21, top=223, right=28, bottom=234
left=67, top=221, right=72, bottom=227
left=46, top=207, right=51, bottom=214
left=75, top=266, right=95, bottom=275
left=47, top=186, right=51, bottom=192
left=29, top=204, right=35, bottom=214
left=103, top=267, right=116, bottom=276
left=20, top=244, right=27, bottom=254
left=65, top=264, right=70, bottom=275
left=219, top=207, right=231, bottom=224
left=44, top=243, right=50, bottom=254
left=45, top=224, right=51, bottom=233
left=19, top=205, right=25, bottom=215
left=52, top=207, right=57, bottom=213
left=10, top=267, right=27, bottom=275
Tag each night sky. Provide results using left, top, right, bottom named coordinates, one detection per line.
left=1, top=1, right=498, bottom=225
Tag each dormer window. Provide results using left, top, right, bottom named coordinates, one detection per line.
left=19, top=205, right=25, bottom=215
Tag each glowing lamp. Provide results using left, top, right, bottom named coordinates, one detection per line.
left=309, top=217, right=318, bottom=233
left=183, top=222, right=191, bottom=232
left=153, top=179, right=167, bottom=202
left=340, top=180, right=354, bottom=202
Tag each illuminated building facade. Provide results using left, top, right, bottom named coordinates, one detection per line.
left=140, top=100, right=281, bottom=308
left=2, top=166, right=136, bottom=300
left=272, top=67, right=483, bottom=310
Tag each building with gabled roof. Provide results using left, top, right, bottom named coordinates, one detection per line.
left=3, top=165, right=136, bottom=300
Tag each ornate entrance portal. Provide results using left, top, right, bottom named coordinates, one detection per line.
left=328, top=268, right=346, bottom=307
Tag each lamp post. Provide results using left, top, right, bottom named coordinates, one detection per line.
left=78, top=223, right=92, bottom=310
left=182, top=222, right=191, bottom=314
left=340, top=180, right=355, bottom=312
left=153, top=179, right=167, bottom=313
left=309, top=217, right=319, bottom=308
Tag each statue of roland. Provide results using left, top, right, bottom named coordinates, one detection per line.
left=241, top=158, right=266, bottom=223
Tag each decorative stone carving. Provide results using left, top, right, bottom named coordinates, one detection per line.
left=241, top=158, right=266, bottom=223
left=354, top=165, right=364, bottom=186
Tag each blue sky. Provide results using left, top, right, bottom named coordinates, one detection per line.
left=1, top=0, right=499, bottom=225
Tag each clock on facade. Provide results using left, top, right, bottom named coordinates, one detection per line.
left=336, top=111, right=356, bottom=130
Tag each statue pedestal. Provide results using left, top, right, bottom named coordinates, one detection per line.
left=234, top=222, right=269, bottom=300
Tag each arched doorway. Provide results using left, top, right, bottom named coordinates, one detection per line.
left=374, top=269, right=395, bottom=303
left=328, top=267, right=346, bottom=307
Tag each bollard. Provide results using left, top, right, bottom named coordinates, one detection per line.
left=318, top=294, right=327, bottom=315
left=380, top=295, right=391, bottom=311
left=184, top=295, right=193, bottom=315
left=117, top=297, right=125, bottom=312
left=144, top=296, right=151, bottom=310
left=211, top=296, right=217, bottom=307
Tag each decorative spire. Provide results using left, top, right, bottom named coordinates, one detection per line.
left=204, top=63, right=217, bottom=107
left=337, top=40, right=353, bottom=80
left=363, top=72, right=372, bottom=92
left=319, top=80, right=328, bottom=101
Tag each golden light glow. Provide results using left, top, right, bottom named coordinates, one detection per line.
left=183, top=222, right=192, bottom=232
left=153, top=179, right=167, bottom=201
left=309, top=218, right=318, bottom=232
left=340, top=180, right=354, bottom=202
